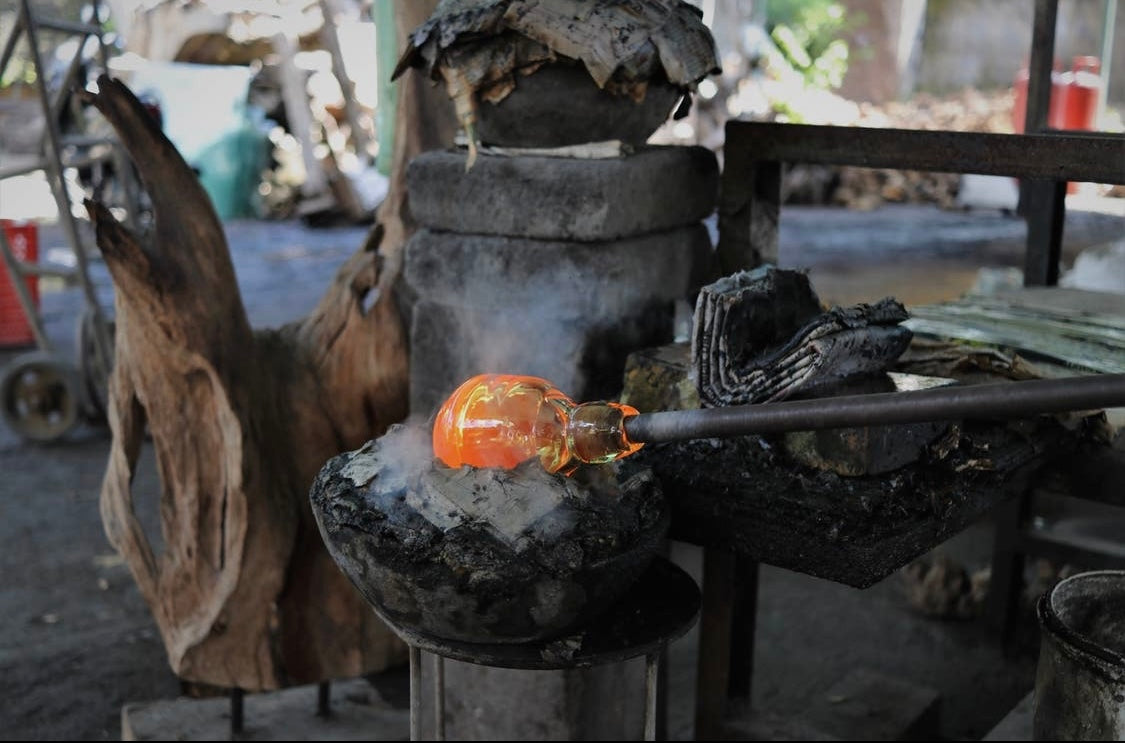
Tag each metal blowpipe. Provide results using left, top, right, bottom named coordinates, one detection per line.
left=623, top=373, right=1125, bottom=445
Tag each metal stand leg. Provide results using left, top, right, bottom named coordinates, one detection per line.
left=434, top=654, right=446, bottom=741
left=644, top=652, right=660, bottom=742
left=229, top=687, right=244, bottom=738
left=409, top=645, right=422, bottom=741
left=695, top=547, right=734, bottom=739
left=317, top=680, right=331, bottom=718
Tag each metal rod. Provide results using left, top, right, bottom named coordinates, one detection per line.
left=1099, top=0, right=1116, bottom=127
left=644, top=652, right=660, bottom=742
left=433, top=654, right=445, bottom=741
left=0, top=10, right=27, bottom=81
left=1026, top=0, right=1059, bottom=134
left=23, top=0, right=114, bottom=374
left=625, top=374, right=1125, bottom=445
left=317, top=680, right=330, bottom=718
left=230, top=687, right=244, bottom=737
left=409, top=645, right=421, bottom=741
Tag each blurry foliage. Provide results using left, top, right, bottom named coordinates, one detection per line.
left=766, top=0, right=850, bottom=90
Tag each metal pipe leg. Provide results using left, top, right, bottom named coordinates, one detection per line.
left=434, top=654, right=446, bottom=741
left=317, top=680, right=331, bottom=718
left=409, top=645, right=422, bottom=741
left=230, top=687, right=244, bottom=738
left=644, top=652, right=660, bottom=742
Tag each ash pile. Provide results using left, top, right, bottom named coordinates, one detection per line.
left=310, top=423, right=667, bottom=645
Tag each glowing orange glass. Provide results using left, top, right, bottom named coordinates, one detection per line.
left=432, top=374, right=644, bottom=474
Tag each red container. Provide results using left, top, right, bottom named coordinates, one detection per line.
left=1013, top=56, right=1101, bottom=194
left=1012, top=60, right=1066, bottom=133
left=1058, top=56, right=1101, bottom=131
left=0, top=220, right=41, bottom=348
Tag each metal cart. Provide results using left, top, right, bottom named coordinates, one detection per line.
left=0, top=0, right=128, bottom=441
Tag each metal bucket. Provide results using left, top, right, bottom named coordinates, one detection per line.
left=1034, top=570, right=1125, bottom=740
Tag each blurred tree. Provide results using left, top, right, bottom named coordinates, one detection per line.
left=767, top=0, right=850, bottom=89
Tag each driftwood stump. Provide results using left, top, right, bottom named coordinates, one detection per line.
left=87, top=67, right=449, bottom=690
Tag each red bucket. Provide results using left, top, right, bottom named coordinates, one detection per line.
left=0, top=220, right=41, bottom=348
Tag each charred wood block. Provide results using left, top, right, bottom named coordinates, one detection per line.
left=406, top=146, right=718, bottom=241
left=310, top=425, right=669, bottom=644
left=620, top=342, right=699, bottom=414
left=621, top=417, right=1079, bottom=588
left=692, top=266, right=912, bottom=406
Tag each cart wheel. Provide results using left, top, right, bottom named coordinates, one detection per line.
left=75, top=309, right=114, bottom=423
left=0, top=352, right=82, bottom=443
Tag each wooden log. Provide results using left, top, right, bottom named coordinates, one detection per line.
left=88, top=1, right=455, bottom=690
left=86, top=43, right=441, bottom=688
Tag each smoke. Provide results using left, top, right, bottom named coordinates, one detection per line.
left=342, top=418, right=434, bottom=493
left=413, top=233, right=693, bottom=411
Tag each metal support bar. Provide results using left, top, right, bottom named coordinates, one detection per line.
left=722, top=122, right=1125, bottom=185
left=694, top=547, right=735, bottom=740
left=1026, top=0, right=1060, bottom=134
left=230, top=687, right=244, bottom=736
left=626, top=373, right=1125, bottom=444
left=1024, top=179, right=1067, bottom=286
left=987, top=492, right=1033, bottom=653
left=316, top=680, right=330, bottom=718
left=644, top=652, right=660, bottom=742
left=717, top=158, right=781, bottom=274
left=35, top=17, right=102, bottom=36
left=23, top=0, right=114, bottom=378
left=1021, top=0, right=1064, bottom=285
left=0, top=11, right=26, bottom=79
left=727, top=557, right=759, bottom=706
left=409, top=645, right=421, bottom=741
left=433, top=654, right=445, bottom=741
left=1099, top=0, right=1117, bottom=126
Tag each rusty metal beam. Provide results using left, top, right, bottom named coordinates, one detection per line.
left=722, top=122, right=1125, bottom=185
left=1025, top=0, right=1060, bottom=134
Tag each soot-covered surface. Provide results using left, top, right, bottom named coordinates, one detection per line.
left=624, top=416, right=1094, bottom=588
left=310, top=425, right=668, bottom=645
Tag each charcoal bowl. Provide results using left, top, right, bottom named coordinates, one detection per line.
left=310, top=430, right=669, bottom=645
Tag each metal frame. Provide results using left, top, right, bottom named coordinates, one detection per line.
left=0, top=0, right=123, bottom=366
left=716, top=123, right=1125, bottom=278
left=703, top=0, right=1125, bottom=733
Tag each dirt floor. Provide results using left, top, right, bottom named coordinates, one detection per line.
left=1, top=201, right=1122, bottom=740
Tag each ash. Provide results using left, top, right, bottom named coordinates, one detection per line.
left=310, top=424, right=667, bottom=643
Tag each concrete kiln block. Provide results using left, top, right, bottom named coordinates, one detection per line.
left=405, top=225, right=715, bottom=415
left=409, top=298, right=675, bottom=417
left=407, top=146, right=719, bottom=241
left=403, top=224, right=714, bottom=313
